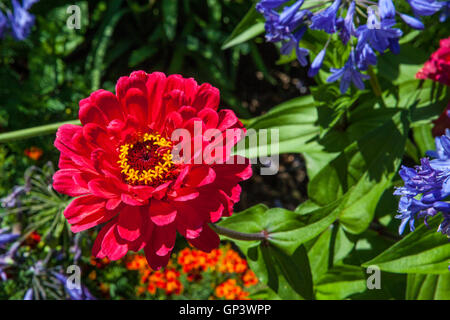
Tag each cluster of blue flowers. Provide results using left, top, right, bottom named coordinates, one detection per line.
left=394, top=130, right=450, bottom=237
left=0, top=230, right=19, bottom=281
left=256, top=0, right=450, bottom=93
left=0, top=0, right=39, bottom=41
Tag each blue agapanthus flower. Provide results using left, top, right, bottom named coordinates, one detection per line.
left=0, top=0, right=39, bottom=41
left=441, top=2, right=450, bottom=22
left=256, top=0, right=449, bottom=93
left=0, top=228, right=20, bottom=246
left=52, top=272, right=96, bottom=300
left=394, top=130, right=450, bottom=237
left=327, top=49, right=370, bottom=93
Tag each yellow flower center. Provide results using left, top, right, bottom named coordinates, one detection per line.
left=117, top=132, right=175, bottom=186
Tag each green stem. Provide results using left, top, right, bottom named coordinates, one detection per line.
left=209, top=223, right=268, bottom=241
left=367, top=66, right=383, bottom=98
left=0, top=120, right=80, bottom=143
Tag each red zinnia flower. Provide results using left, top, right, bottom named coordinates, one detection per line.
left=53, top=71, right=252, bottom=270
left=416, top=37, right=450, bottom=86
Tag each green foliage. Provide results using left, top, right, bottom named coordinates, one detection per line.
left=1, top=0, right=450, bottom=301
left=364, top=216, right=450, bottom=275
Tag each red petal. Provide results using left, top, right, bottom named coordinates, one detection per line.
left=151, top=224, right=176, bottom=256
left=117, top=206, right=142, bottom=241
left=192, top=83, right=220, bottom=111
left=63, top=195, right=105, bottom=222
left=144, top=244, right=171, bottom=271
left=188, top=224, right=220, bottom=252
left=149, top=200, right=177, bottom=226
left=53, top=169, right=89, bottom=197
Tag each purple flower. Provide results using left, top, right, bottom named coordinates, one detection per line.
left=256, top=0, right=447, bottom=90
left=6, top=0, right=39, bottom=41
left=327, top=49, right=370, bottom=93
left=379, top=0, right=396, bottom=19
left=406, top=0, right=444, bottom=17
left=256, top=0, right=289, bottom=14
left=1, top=185, right=27, bottom=208
left=395, top=131, right=450, bottom=237
left=0, top=11, right=7, bottom=38
left=310, top=0, right=341, bottom=33
left=280, top=26, right=309, bottom=66
left=398, top=13, right=425, bottom=30
left=23, top=288, right=33, bottom=300
left=52, top=272, right=96, bottom=300
left=440, top=2, right=450, bottom=22
left=0, top=228, right=20, bottom=246
left=308, top=48, right=326, bottom=77
left=356, top=43, right=377, bottom=70
left=0, top=233, right=19, bottom=246
left=338, top=1, right=355, bottom=44
left=438, top=213, right=450, bottom=236
left=356, top=10, right=403, bottom=54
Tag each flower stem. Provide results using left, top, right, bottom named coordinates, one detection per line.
left=209, top=224, right=268, bottom=241
left=0, top=120, right=80, bottom=143
left=367, top=66, right=382, bottom=97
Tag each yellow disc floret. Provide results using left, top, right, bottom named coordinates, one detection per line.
left=118, top=132, right=175, bottom=186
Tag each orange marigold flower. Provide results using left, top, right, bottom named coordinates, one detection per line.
left=137, top=286, right=146, bottom=296
left=88, top=270, right=97, bottom=280
left=99, top=283, right=109, bottom=294
left=90, top=256, right=110, bottom=269
left=126, top=254, right=148, bottom=270
left=24, top=147, right=43, bottom=161
left=147, top=282, right=157, bottom=295
left=215, top=279, right=250, bottom=300
left=242, top=270, right=258, bottom=287
left=218, top=249, right=247, bottom=274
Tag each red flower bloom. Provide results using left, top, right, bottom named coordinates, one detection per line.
left=431, top=102, right=450, bottom=137
left=53, top=71, right=252, bottom=270
left=416, top=37, right=450, bottom=86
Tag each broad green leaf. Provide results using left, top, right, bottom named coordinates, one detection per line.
left=377, top=44, right=428, bottom=86
left=309, top=111, right=410, bottom=234
left=217, top=201, right=346, bottom=299
left=315, top=265, right=367, bottom=300
left=235, top=95, right=322, bottom=160
left=218, top=200, right=342, bottom=256
left=406, top=273, right=450, bottom=300
left=363, top=216, right=450, bottom=274
left=413, top=123, right=435, bottom=157
left=306, top=225, right=354, bottom=283
left=222, top=6, right=265, bottom=49
left=242, top=244, right=313, bottom=300
left=249, top=287, right=282, bottom=300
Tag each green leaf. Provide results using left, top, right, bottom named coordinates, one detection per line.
left=406, top=273, right=450, bottom=300
left=315, top=265, right=367, bottom=300
left=162, top=0, right=178, bottom=41
left=246, top=244, right=313, bottom=300
left=363, top=216, right=450, bottom=274
left=218, top=200, right=342, bottom=256
left=222, top=6, right=264, bottom=49
left=217, top=202, right=347, bottom=299
left=308, top=111, right=410, bottom=234
left=85, top=0, right=126, bottom=90
left=412, top=123, right=435, bottom=157
left=235, top=95, right=321, bottom=159
left=306, top=224, right=354, bottom=283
